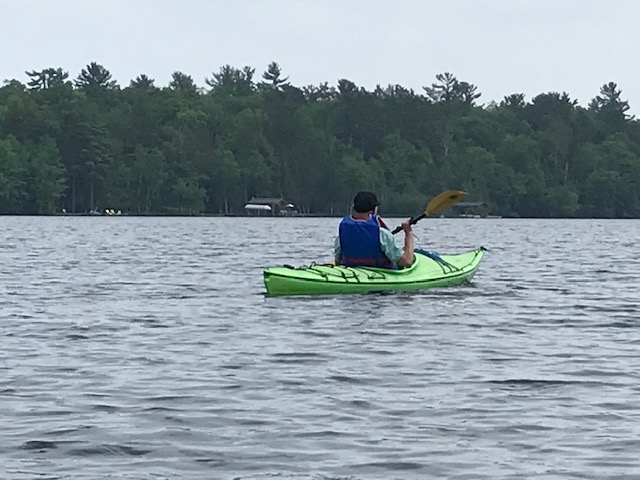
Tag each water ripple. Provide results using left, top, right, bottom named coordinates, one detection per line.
left=2, top=217, right=640, bottom=479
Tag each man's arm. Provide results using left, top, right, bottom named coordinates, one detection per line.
left=379, top=219, right=414, bottom=267
left=397, top=220, right=414, bottom=267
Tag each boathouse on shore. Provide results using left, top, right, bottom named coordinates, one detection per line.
left=244, top=197, right=297, bottom=216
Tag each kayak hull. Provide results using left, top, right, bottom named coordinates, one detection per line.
left=263, top=247, right=486, bottom=297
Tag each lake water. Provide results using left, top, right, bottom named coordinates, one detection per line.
left=1, top=216, right=639, bottom=479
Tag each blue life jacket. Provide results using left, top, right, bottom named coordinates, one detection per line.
left=338, top=214, right=395, bottom=268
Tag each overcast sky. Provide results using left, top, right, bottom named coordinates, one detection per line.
left=2, top=0, right=639, bottom=113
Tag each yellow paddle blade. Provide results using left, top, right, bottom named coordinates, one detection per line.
left=425, top=190, right=468, bottom=216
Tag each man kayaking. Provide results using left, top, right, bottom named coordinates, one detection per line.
left=334, top=191, right=414, bottom=268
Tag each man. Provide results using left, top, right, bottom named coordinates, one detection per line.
left=334, top=191, right=414, bottom=269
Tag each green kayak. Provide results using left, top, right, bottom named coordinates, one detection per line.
left=263, top=247, right=486, bottom=297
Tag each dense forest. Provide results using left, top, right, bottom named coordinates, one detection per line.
left=0, top=61, right=638, bottom=217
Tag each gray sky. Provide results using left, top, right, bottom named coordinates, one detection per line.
left=2, top=0, right=639, bottom=113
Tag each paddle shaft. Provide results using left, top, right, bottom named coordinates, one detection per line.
left=391, top=212, right=426, bottom=235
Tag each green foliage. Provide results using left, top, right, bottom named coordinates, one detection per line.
left=129, top=75, right=157, bottom=91
left=424, top=72, right=480, bottom=106
left=1, top=65, right=640, bottom=217
left=206, top=65, right=255, bottom=96
left=171, top=178, right=206, bottom=215
left=260, top=62, right=289, bottom=91
left=169, top=72, right=199, bottom=96
left=26, top=68, right=70, bottom=90
left=0, top=135, right=27, bottom=212
left=75, top=62, right=118, bottom=93
left=25, top=137, right=66, bottom=214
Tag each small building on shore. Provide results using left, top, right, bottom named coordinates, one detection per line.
left=244, top=197, right=297, bottom=216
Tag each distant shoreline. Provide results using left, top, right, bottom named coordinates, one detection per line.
left=2, top=213, right=637, bottom=219
left=1, top=212, right=345, bottom=218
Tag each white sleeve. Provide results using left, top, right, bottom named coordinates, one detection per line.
left=379, top=228, right=404, bottom=262
left=334, top=235, right=341, bottom=263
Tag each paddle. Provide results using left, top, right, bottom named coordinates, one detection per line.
left=391, top=190, right=468, bottom=234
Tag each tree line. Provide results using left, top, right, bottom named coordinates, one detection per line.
left=1, top=62, right=638, bottom=217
